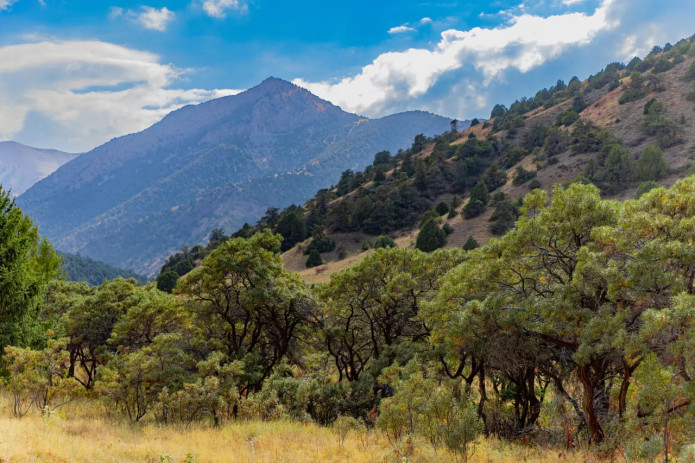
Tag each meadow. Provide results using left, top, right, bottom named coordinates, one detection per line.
left=0, top=395, right=587, bottom=463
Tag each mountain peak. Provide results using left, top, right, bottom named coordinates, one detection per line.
left=255, top=76, right=299, bottom=92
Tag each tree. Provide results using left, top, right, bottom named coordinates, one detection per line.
left=375, top=235, right=396, bottom=249
left=450, top=119, right=459, bottom=133
left=276, top=211, right=307, bottom=251
left=416, top=220, right=446, bottom=252
left=636, top=180, right=659, bottom=198
left=0, top=187, right=61, bottom=352
left=411, top=134, right=427, bottom=153
left=490, top=104, right=507, bottom=119
left=462, top=235, right=478, bottom=250
left=373, top=151, right=391, bottom=166
left=4, top=339, right=81, bottom=416
left=482, top=164, right=507, bottom=191
left=156, top=270, right=179, bottom=293
left=306, top=249, right=323, bottom=268
left=207, top=228, right=228, bottom=250
left=176, top=230, right=314, bottom=393
left=637, top=145, right=669, bottom=181
left=463, top=180, right=489, bottom=218
left=435, top=201, right=449, bottom=216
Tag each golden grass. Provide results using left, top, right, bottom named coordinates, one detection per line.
left=0, top=395, right=589, bottom=463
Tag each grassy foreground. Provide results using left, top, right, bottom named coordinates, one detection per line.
left=0, top=397, right=586, bottom=463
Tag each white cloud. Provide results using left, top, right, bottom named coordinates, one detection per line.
left=294, top=0, right=616, bottom=116
left=388, top=25, right=416, bottom=34
left=109, top=6, right=124, bottom=18
left=420, top=17, right=433, bottom=24
left=0, top=40, right=241, bottom=152
left=0, top=0, right=19, bottom=11
left=562, top=0, right=586, bottom=5
left=135, top=6, right=175, bottom=31
left=201, top=0, right=247, bottom=18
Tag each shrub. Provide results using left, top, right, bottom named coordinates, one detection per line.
left=686, top=90, right=695, bottom=102
left=683, top=62, right=695, bottom=81
left=462, top=235, right=479, bottom=250
left=419, top=210, right=440, bottom=228
left=528, top=179, right=542, bottom=190
left=512, top=166, right=537, bottom=186
left=435, top=201, right=450, bottom=216
left=442, top=223, right=454, bottom=236
left=361, top=241, right=373, bottom=251
left=635, top=181, right=659, bottom=198
left=375, top=235, right=396, bottom=249
left=415, top=220, right=447, bottom=252
left=156, top=270, right=179, bottom=293
left=636, top=145, right=669, bottom=181
left=306, top=249, right=323, bottom=268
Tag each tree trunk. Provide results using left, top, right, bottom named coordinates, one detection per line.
left=578, top=365, right=604, bottom=444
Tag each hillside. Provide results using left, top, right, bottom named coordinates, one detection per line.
left=59, top=252, right=147, bottom=286
left=18, top=77, right=453, bottom=275
left=0, top=142, right=76, bottom=196
left=220, top=37, right=695, bottom=284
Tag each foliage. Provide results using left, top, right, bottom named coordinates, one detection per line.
left=306, top=249, right=323, bottom=268
left=0, top=187, right=61, bottom=353
left=512, top=166, right=537, bottom=186
left=462, top=235, right=479, bottom=251
left=59, top=252, right=147, bottom=286
left=416, top=220, right=447, bottom=252
left=636, top=145, right=669, bottom=181
left=4, top=339, right=81, bottom=417
left=374, top=235, right=396, bottom=249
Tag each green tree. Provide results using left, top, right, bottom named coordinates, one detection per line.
left=176, top=230, right=314, bottom=392
left=156, top=270, right=179, bottom=293
left=375, top=235, right=396, bottom=249
left=416, top=220, right=446, bottom=252
left=0, top=187, right=61, bottom=352
left=635, top=180, right=659, bottom=198
left=636, top=145, right=669, bottom=181
left=462, top=235, right=478, bottom=250
left=306, top=249, right=323, bottom=268
left=276, top=210, right=307, bottom=252
left=435, top=201, right=449, bottom=216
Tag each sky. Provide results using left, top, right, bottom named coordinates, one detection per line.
left=1, top=0, right=695, bottom=153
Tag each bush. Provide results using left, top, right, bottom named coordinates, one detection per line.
left=419, top=210, right=440, bottom=228
left=415, top=220, right=447, bottom=252
left=435, top=201, right=450, bottom=216
left=528, top=179, right=542, bottom=190
left=686, top=90, right=695, bottom=102
left=156, top=270, right=179, bottom=293
left=306, top=249, right=323, bottom=268
left=375, top=235, right=396, bottom=249
left=442, top=223, right=454, bottom=236
left=635, top=181, right=659, bottom=198
left=512, top=166, right=537, bottom=186
left=361, top=241, right=373, bottom=251
left=684, top=62, right=695, bottom=81
left=462, top=235, right=479, bottom=250
left=637, top=145, right=669, bottom=181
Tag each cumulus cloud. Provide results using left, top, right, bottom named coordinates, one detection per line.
left=388, top=25, right=416, bottom=34
left=294, top=0, right=616, bottom=116
left=136, top=6, right=175, bottom=31
left=201, top=0, right=247, bottom=18
left=0, top=0, right=19, bottom=10
left=0, top=40, right=241, bottom=152
left=420, top=17, right=433, bottom=24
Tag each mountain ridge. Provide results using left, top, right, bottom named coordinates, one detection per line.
left=0, top=141, right=77, bottom=196
left=19, top=77, right=455, bottom=274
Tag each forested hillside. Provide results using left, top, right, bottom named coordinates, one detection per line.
left=59, top=252, right=147, bottom=286
left=158, top=36, right=695, bottom=288
left=18, top=78, right=452, bottom=275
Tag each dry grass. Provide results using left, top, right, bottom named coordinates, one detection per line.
left=0, top=395, right=589, bottom=463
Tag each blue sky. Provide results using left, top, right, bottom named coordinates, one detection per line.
left=1, top=0, right=695, bottom=152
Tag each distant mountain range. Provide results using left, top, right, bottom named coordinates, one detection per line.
left=0, top=142, right=77, bottom=196
left=18, top=77, right=455, bottom=275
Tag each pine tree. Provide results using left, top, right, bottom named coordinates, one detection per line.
left=462, top=235, right=479, bottom=250
left=306, top=249, right=323, bottom=268
left=415, top=220, right=446, bottom=252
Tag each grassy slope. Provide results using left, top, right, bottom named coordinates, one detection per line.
left=285, top=50, right=695, bottom=284
left=0, top=395, right=584, bottom=463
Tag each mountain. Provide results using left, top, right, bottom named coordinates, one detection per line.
left=18, top=77, right=454, bottom=275
left=59, top=252, right=148, bottom=286
left=231, top=37, right=695, bottom=285
left=0, top=142, right=77, bottom=196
